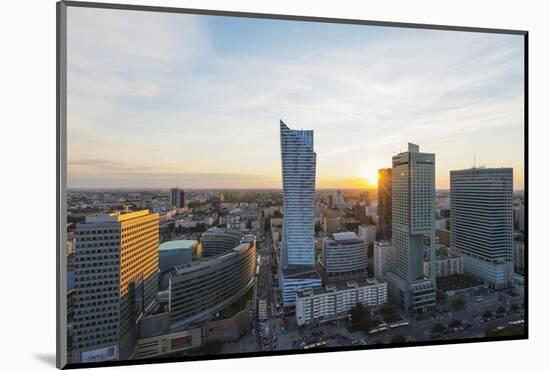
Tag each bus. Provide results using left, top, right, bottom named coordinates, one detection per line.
left=368, top=324, right=388, bottom=335
left=389, top=320, right=410, bottom=330
left=303, top=341, right=327, bottom=349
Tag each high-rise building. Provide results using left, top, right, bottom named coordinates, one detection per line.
left=279, top=120, right=321, bottom=306
left=354, top=203, right=368, bottom=225
left=333, top=190, right=345, bottom=208
left=385, top=143, right=436, bottom=311
left=450, top=168, right=514, bottom=289
left=360, top=191, right=370, bottom=205
left=358, top=225, right=377, bottom=247
left=170, top=188, right=185, bottom=208
left=72, top=210, right=160, bottom=362
left=374, top=241, right=394, bottom=280
left=377, top=168, right=392, bottom=240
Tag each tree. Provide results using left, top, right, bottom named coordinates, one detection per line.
left=315, top=223, right=322, bottom=234
left=449, top=319, right=462, bottom=328
left=202, top=340, right=223, bottom=354
left=432, top=323, right=446, bottom=333
left=390, top=335, right=406, bottom=344
left=349, top=303, right=373, bottom=332
left=379, top=303, right=395, bottom=316
left=496, top=306, right=506, bottom=315
left=451, top=297, right=466, bottom=310
left=482, top=310, right=493, bottom=319
left=511, top=303, right=519, bottom=312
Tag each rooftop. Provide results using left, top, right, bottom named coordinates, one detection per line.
left=333, top=232, right=358, bottom=242
left=159, top=239, right=198, bottom=252
left=297, top=278, right=386, bottom=298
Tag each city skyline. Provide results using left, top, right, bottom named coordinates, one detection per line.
left=67, top=8, right=525, bottom=190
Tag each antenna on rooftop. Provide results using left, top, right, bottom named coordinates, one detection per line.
left=474, top=154, right=476, bottom=169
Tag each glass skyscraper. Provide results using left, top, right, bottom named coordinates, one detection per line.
left=279, top=120, right=321, bottom=306
left=280, top=120, right=316, bottom=267
left=450, top=168, right=514, bottom=289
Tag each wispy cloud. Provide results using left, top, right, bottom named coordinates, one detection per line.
left=66, top=8, right=524, bottom=189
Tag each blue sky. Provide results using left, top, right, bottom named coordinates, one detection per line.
left=67, top=7, right=525, bottom=189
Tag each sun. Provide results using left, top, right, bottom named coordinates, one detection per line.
left=361, top=167, right=379, bottom=187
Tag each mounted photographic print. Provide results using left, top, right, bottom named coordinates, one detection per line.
left=56, top=1, right=528, bottom=368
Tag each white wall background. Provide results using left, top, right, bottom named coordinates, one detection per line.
left=0, top=0, right=546, bottom=369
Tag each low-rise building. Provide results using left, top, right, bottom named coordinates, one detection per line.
left=295, top=279, right=388, bottom=326
left=135, top=327, right=202, bottom=359
left=424, top=253, right=463, bottom=278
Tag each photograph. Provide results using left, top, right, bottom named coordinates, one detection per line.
left=59, top=1, right=526, bottom=368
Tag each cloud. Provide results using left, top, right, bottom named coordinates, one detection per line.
left=66, top=10, right=524, bottom=189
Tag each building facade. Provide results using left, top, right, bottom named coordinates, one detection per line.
left=386, top=143, right=436, bottom=311
left=358, top=225, right=377, bottom=247
left=72, top=210, right=160, bottom=362
left=320, top=232, right=368, bottom=283
left=200, top=228, right=244, bottom=257
left=159, top=240, right=200, bottom=272
left=169, top=242, right=256, bottom=329
left=279, top=120, right=321, bottom=306
left=295, top=279, right=388, bottom=326
left=374, top=241, right=394, bottom=280
left=450, top=168, right=514, bottom=289
left=377, top=168, right=393, bottom=240
left=424, top=254, right=464, bottom=278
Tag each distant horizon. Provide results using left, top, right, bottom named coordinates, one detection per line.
left=67, top=186, right=525, bottom=192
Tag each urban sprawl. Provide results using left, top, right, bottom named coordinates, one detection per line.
left=66, top=121, right=525, bottom=363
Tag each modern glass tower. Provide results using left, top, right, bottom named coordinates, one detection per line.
left=280, top=120, right=316, bottom=267
left=279, top=120, right=321, bottom=306
left=377, top=168, right=393, bottom=240
left=450, top=168, right=514, bottom=289
left=385, top=143, right=436, bottom=311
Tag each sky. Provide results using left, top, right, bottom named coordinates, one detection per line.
left=66, top=7, right=525, bottom=190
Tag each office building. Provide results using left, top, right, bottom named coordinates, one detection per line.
left=334, top=190, right=345, bottom=208
left=358, top=224, right=377, bottom=247
left=159, top=240, right=200, bottom=273
left=170, top=188, right=185, bottom=208
left=514, top=241, right=525, bottom=275
left=378, top=168, right=392, bottom=240
left=295, top=279, right=388, bottom=326
left=323, top=217, right=342, bottom=237
left=320, top=232, right=368, bottom=283
left=385, top=143, right=436, bottom=311
left=200, top=228, right=244, bottom=257
left=72, top=210, right=160, bottom=362
left=374, top=241, right=394, bottom=280
left=136, top=327, right=202, bottom=359
left=424, top=253, right=463, bottom=278
left=450, top=168, right=514, bottom=289
left=279, top=120, right=321, bottom=306
left=169, top=242, right=256, bottom=329
left=354, top=203, right=368, bottom=225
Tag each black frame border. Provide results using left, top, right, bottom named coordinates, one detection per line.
left=56, top=1, right=529, bottom=369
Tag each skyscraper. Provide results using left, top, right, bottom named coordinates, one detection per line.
left=170, top=187, right=185, bottom=208
left=280, top=120, right=316, bottom=267
left=385, top=143, right=436, bottom=311
left=279, top=120, right=321, bottom=306
left=72, top=210, right=160, bottom=362
left=377, top=168, right=392, bottom=240
left=450, top=168, right=514, bottom=289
